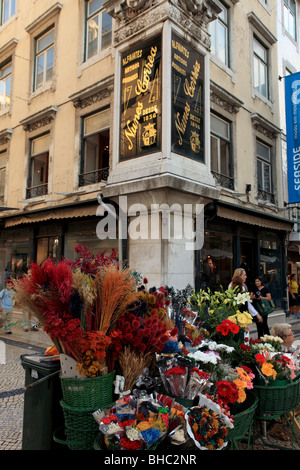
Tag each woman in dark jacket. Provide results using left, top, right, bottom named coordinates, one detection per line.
left=250, top=277, right=271, bottom=337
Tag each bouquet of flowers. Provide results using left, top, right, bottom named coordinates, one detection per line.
left=185, top=394, right=233, bottom=450
left=99, top=395, right=186, bottom=450
left=255, top=351, right=297, bottom=383
left=156, top=354, right=210, bottom=400
left=13, top=247, right=141, bottom=378
left=214, top=365, right=255, bottom=405
left=111, top=313, right=178, bottom=391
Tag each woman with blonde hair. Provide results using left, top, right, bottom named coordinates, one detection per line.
left=228, top=269, right=263, bottom=329
left=271, top=323, right=296, bottom=352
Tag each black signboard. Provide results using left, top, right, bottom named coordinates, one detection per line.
left=171, top=34, right=204, bottom=161
left=120, top=35, right=162, bottom=160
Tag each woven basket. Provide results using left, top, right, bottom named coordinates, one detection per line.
left=59, top=400, right=99, bottom=450
left=60, top=370, right=115, bottom=408
left=228, top=392, right=258, bottom=443
left=253, top=378, right=300, bottom=417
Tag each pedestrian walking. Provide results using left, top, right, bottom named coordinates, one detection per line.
left=250, top=276, right=272, bottom=337
left=288, top=274, right=300, bottom=318
left=0, top=279, right=15, bottom=334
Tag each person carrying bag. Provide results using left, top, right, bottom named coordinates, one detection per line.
left=250, top=276, right=272, bottom=337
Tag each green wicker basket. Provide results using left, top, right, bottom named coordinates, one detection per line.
left=60, top=370, right=115, bottom=408
left=253, top=377, right=300, bottom=417
left=228, top=392, right=258, bottom=443
left=59, top=400, right=99, bottom=450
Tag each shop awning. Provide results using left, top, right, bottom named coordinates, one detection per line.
left=4, top=204, right=98, bottom=228
left=217, top=205, right=294, bottom=231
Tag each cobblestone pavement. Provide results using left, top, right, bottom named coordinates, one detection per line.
left=0, top=341, right=44, bottom=450
left=1, top=314, right=300, bottom=452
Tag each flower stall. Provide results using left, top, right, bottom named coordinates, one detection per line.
left=14, top=255, right=300, bottom=451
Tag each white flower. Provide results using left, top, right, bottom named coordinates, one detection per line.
left=234, top=292, right=250, bottom=305
left=187, top=350, right=220, bottom=365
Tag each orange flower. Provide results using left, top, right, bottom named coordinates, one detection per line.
left=261, top=362, right=277, bottom=380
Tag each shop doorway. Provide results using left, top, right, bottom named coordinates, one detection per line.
left=239, top=237, right=255, bottom=290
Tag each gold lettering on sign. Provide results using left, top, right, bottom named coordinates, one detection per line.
left=125, top=102, right=143, bottom=150
left=135, top=46, right=157, bottom=95
left=175, top=102, right=190, bottom=145
left=184, top=61, right=200, bottom=98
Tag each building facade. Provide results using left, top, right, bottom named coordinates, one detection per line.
left=276, top=0, right=300, bottom=281
left=0, top=0, right=294, bottom=316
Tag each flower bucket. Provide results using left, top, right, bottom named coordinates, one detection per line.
left=253, top=377, right=300, bottom=416
left=228, top=392, right=258, bottom=446
left=60, top=370, right=115, bottom=408
left=58, top=401, right=99, bottom=450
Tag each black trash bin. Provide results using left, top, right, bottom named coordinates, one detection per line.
left=21, top=354, right=64, bottom=450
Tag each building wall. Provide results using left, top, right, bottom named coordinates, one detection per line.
left=0, top=1, right=293, bottom=296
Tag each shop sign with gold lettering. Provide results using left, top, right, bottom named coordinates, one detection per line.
left=120, top=36, right=161, bottom=160
left=171, top=34, right=204, bottom=162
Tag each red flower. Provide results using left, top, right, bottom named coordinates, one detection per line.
left=240, top=343, right=250, bottom=351
left=216, top=380, right=239, bottom=404
left=255, top=353, right=267, bottom=366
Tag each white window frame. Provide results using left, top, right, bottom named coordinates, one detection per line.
left=85, top=0, right=112, bottom=61
left=0, top=0, right=15, bottom=25
left=284, top=0, right=297, bottom=40
left=34, top=28, right=54, bottom=91
left=253, top=36, right=269, bottom=99
left=209, top=1, right=229, bottom=67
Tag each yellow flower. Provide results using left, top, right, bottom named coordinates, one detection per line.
left=223, top=299, right=229, bottom=304
left=187, top=298, right=190, bottom=304
left=227, top=315, right=237, bottom=323
left=209, top=309, right=214, bottom=314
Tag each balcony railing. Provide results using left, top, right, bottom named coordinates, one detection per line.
left=257, top=188, right=275, bottom=204
left=79, top=167, right=109, bottom=187
left=26, top=183, right=48, bottom=199
left=211, top=171, right=234, bottom=190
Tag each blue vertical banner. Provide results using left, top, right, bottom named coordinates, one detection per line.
left=285, top=72, right=300, bottom=203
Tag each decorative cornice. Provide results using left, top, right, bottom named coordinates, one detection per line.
left=251, top=113, right=281, bottom=140
left=0, top=129, right=13, bottom=146
left=104, top=0, right=220, bottom=48
left=25, top=2, right=63, bottom=34
left=247, top=11, right=277, bottom=45
left=20, top=106, right=57, bottom=132
left=0, top=38, right=18, bottom=61
left=210, top=81, right=243, bottom=114
left=69, top=76, right=114, bottom=109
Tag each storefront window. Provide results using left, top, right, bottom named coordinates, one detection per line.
left=0, top=229, right=31, bottom=288
left=199, top=232, right=233, bottom=290
left=64, top=220, right=117, bottom=260
left=259, top=233, right=283, bottom=308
